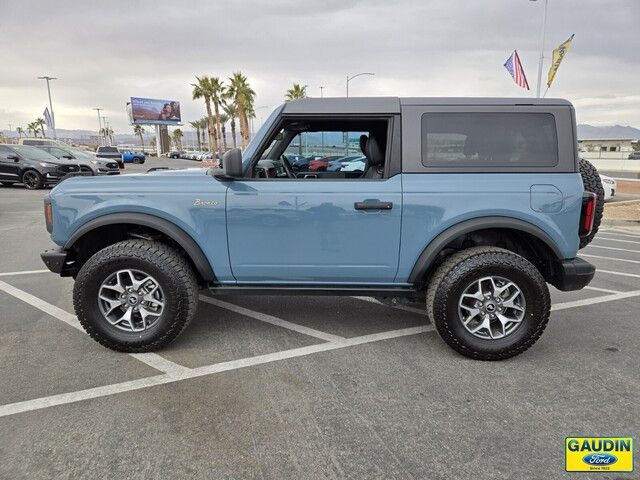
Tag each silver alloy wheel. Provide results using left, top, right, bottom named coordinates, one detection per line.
left=458, top=276, right=526, bottom=340
left=98, top=269, right=165, bottom=332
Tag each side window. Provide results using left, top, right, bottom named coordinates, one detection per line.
left=48, top=147, right=68, bottom=158
left=0, top=146, right=12, bottom=160
left=253, top=119, right=389, bottom=179
left=421, top=113, right=558, bottom=168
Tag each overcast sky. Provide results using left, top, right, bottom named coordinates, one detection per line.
left=1, top=0, right=638, bottom=134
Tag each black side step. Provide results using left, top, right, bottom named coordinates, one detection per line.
left=206, top=285, right=419, bottom=297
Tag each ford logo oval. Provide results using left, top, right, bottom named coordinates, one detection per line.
left=582, top=453, right=617, bottom=466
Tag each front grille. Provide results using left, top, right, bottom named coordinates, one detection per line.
left=106, top=162, right=118, bottom=169
left=57, top=165, right=80, bottom=174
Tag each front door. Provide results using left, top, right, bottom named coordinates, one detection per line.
left=226, top=175, right=402, bottom=284
left=0, top=146, right=21, bottom=182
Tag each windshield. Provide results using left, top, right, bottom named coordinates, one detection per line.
left=12, top=145, right=60, bottom=161
left=242, top=105, right=283, bottom=169
left=70, top=149, right=97, bottom=160
left=98, top=146, right=119, bottom=153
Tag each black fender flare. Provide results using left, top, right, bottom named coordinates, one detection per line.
left=408, top=216, right=563, bottom=284
left=64, top=213, right=216, bottom=282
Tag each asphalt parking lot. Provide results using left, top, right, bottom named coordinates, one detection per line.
left=1, top=161, right=639, bottom=479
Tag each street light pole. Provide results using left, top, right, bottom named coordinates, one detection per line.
left=531, top=0, right=549, bottom=98
left=346, top=72, right=375, bottom=97
left=93, top=108, right=103, bottom=146
left=102, top=116, right=109, bottom=145
left=319, top=86, right=324, bottom=98
left=38, top=76, right=57, bottom=139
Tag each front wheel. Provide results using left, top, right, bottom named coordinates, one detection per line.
left=73, top=240, right=198, bottom=352
left=22, top=170, right=44, bottom=189
left=426, top=247, right=550, bottom=360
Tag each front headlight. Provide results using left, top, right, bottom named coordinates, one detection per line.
left=39, top=162, right=57, bottom=167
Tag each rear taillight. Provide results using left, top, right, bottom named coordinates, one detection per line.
left=579, top=192, right=597, bottom=237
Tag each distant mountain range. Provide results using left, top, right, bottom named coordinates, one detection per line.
left=2, top=124, right=639, bottom=144
left=577, top=124, right=640, bottom=140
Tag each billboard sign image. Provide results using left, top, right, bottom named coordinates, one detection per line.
left=129, top=97, right=181, bottom=125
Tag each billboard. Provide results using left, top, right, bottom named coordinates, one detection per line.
left=129, top=97, right=181, bottom=125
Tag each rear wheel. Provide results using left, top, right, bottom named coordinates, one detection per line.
left=73, top=240, right=198, bottom=352
left=426, top=246, right=550, bottom=360
left=578, top=158, right=605, bottom=248
left=21, top=170, right=43, bottom=189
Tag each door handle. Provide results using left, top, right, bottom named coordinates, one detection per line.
left=354, top=201, right=393, bottom=210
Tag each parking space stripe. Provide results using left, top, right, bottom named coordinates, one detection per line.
left=595, top=235, right=640, bottom=245
left=0, top=325, right=432, bottom=418
left=551, top=290, right=640, bottom=311
left=599, top=230, right=640, bottom=239
left=0, top=269, right=50, bottom=278
left=595, top=269, right=640, bottom=279
left=586, top=245, right=640, bottom=254
left=351, top=296, right=426, bottom=316
left=580, top=254, right=640, bottom=265
left=0, top=280, right=192, bottom=377
left=583, top=285, right=623, bottom=294
left=199, top=295, right=345, bottom=342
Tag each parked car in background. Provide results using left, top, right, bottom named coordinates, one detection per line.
left=341, top=157, right=367, bottom=172
left=35, top=144, right=120, bottom=176
left=96, top=146, right=124, bottom=168
left=600, top=174, right=617, bottom=201
left=628, top=151, right=640, bottom=160
left=327, top=155, right=363, bottom=171
left=0, top=144, right=84, bottom=189
left=168, top=151, right=184, bottom=159
left=121, top=150, right=145, bottom=164
left=308, top=155, right=342, bottom=172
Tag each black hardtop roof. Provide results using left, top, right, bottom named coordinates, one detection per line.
left=281, top=97, right=573, bottom=115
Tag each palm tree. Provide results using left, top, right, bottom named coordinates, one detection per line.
left=225, top=72, right=255, bottom=148
left=218, top=113, right=229, bottom=152
left=27, top=122, right=37, bottom=137
left=100, top=127, right=108, bottom=143
left=35, top=118, right=46, bottom=137
left=189, top=121, right=202, bottom=150
left=172, top=128, right=184, bottom=150
left=191, top=76, right=217, bottom=153
left=223, top=101, right=238, bottom=149
left=285, top=83, right=307, bottom=101
left=209, top=77, right=226, bottom=155
left=133, top=124, right=145, bottom=152
left=198, top=117, right=208, bottom=150
left=16, top=127, right=24, bottom=138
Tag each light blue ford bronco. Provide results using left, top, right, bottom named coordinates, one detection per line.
left=41, top=98, right=603, bottom=360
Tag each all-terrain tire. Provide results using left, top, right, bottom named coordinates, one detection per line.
left=73, top=240, right=198, bottom=352
left=578, top=158, right=605, bottom=249
left=426, top=246, right=550, bottom=361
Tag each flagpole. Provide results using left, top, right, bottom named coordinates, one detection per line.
left=533, top=0, right=549, bottom=98
left=38, top=76, right=57, bottom=139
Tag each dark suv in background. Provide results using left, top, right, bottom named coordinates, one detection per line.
left=0, top=144, right=83, bottom=189
left=38, top=145, right=120, bottom=175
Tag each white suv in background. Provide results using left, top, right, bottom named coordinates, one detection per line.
left=600, top=175, right=617, bottom=201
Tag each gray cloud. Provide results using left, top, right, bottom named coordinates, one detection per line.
left=1, top=0, right=638, bottom=133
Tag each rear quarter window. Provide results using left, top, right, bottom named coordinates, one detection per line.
left=421, top=112, right=558, bottom=168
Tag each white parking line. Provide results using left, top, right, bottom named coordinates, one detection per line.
left=599, top=230, right=640, bottom=239
left=351, top=296, right=426, bottom=315
left=596, top=235, right=640, bottom=245
left=596, top=269, right=640, bottom=279
left=0, top=269, right=49, bottom=278
left=199, top=295, right=344, bottom=342
left=581, top=254, right=640, bottom=265
left=584, top=285, right=623, bottom=294
left=0, top=280, right=191, bottom=377
left=551, top=290, right=640, bottom=311
left=586, top=245, right=640, bottom=254
left=0, top=325, right=431, bottom=418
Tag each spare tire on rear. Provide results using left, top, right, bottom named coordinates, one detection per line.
left=578, top=158, right=605, bottom=249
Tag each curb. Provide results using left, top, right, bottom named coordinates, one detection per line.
left=602, top=218, right=640, bottom=227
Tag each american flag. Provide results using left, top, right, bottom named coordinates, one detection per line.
left=504, top=50, right=530, bottom=90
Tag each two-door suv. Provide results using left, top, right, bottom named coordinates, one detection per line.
left=41, top=98, right=603, bottom=360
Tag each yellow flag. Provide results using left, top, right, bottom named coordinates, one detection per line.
left=547, top=34, right=574, bottom=88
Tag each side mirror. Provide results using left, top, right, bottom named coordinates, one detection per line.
left=7, top=155, right=20, bottom=162
left=214, top=148, right=242, bottom=180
